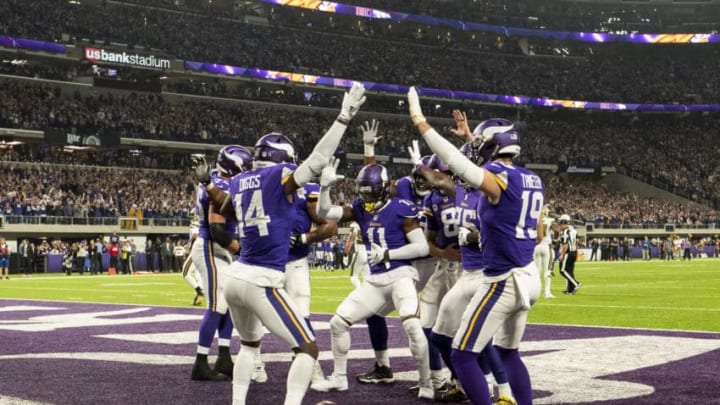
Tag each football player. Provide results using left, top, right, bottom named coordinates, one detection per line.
left=354, top=127, right=437, bottom=386
left=182, top=216, right=204, bottom=306
left=190, top=144, right=252, bottom=381
left=194, top=82, right=366, bottom=405
left=409, top=87, right=543, bottom=405
left=312, top=161, right=433, bottom=400
left=535, top=205, right=556, bottom=299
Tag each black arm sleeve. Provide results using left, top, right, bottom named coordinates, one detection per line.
left=209, top=223, right=233, bottom=249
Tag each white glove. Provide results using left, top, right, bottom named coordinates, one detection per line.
left=367, top=243, right=387, bottom=266
left=458, top=227, right=472, bottom=246
left=338, top=81, right=366, bottom=123
left=407, top=86, right=427, bottom=125
left=361, top=119, right=381, bottom=146
left=320, top=156, right=345, bottom=187
left=407, top=139, right=422, bottom=165
left=190, top=154, right=211, bottom=185
left=350, top=275, right=361, bottom=289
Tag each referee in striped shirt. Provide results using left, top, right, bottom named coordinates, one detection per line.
left=558, top=214, right=581, bottom=295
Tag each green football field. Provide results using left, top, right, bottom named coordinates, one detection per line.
left=1, top=259, right=718, bottom=332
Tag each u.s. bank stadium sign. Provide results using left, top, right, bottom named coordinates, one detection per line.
left=83, top=47, right=171, bottom=69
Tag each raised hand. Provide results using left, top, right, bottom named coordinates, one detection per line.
left=407, top=86, right=427, bottom=125
left=360, top=119, right=381, bottom=146
left=190, top=154, right=211, bottom=186
left=338, top=81, right=367, bottom=123
left=407, top=139, right=423, bottom=165
left=320, top=156, right=345, bottom=187
left=450, top=109, right=472, bottom=141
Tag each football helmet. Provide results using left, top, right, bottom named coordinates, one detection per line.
left=216, top=144, right=253, bottom=176
left=477, top=129, right=521, bottom=161
left=427, top=153, right=450, bottom=173
left=253, top=133, right=296, bottom=168
left=356, top=164, right=391, bottom=212
left=411, top=155, right=433, bottom=197
left=471, top=118, right=514, bottom=141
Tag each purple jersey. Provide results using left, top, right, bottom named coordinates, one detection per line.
left=479, top=162, right=544, bottom=277
left=455, top=185, right=484, bottom=272
left=352, top=197, right=420, bottom=275
left=288, top=183, right=320, bottom=261
left=229, top=163, right=297, bottom=272
left=394, top=176, right=425, bottom=206
left=195, top=171, right=238, bottom=240
left=423, top=190, right=459, bottom=249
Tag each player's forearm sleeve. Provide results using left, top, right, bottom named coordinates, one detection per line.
left=389, top=228, right=429, bottom=260
left=294, top=121, right=348, bottom=186
left=420, top=127, right=485, bottom=189
left=317, top=185, right=344, bottom=221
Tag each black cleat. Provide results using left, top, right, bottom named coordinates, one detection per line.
left=191, top=358, right=230, bottom=381
left=214, top=348, right=234, bottom=377
left=434, top=384, right=468, bottom=403
left=356, top=363, right=395, bottom=384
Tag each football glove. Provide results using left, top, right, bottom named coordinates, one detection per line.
left=290, top=233, right=307, bottom=248
left=367, top=243, right=387, bottom=266
left=320, top=157, right=345, bottom=187
left=190, top=154, right=211, bottom=186
left=407, top=86, right=427, bottom=125
left=338, top=81, right=366, bottom=123
left=361, top=119, right=381, bottom=146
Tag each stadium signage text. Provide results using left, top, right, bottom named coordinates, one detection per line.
left=83, top=47, right=171, bottom=69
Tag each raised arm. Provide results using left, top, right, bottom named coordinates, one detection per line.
left=361, top=118, right=380, bottom=165
left=284, top=82, right=367, bottom=196
left=316, top=157, right=355, bottom=222
left=407, top=87, right=502, bottom=203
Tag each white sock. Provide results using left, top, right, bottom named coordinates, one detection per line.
left=284, top=352, right=314, bottom=405
left=232, top=346, right=256, bottom=405
left=497, top=382, right=513, bottom=398
left=402, top=317, right=430, bottom=386
left=544, top=273, right=552, bottom=295
left=330, top=315, right=350, bottom=376
left=375, top=350, right=390, bottom=368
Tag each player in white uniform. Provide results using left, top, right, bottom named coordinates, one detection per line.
left=312, top=160, right=433, bottom=400
left=347, top=221, right=368, bottom=288
left=534, top=205, right=555, bottom=299
left=182, top=218, right=204, bottom=306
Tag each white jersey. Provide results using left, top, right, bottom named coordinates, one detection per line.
left=540, top=217, right=554, bottom=245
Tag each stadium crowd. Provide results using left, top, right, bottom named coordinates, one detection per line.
left=3, top=0, right=720, bottom=103
left=2, top=76, right=718, bottom=209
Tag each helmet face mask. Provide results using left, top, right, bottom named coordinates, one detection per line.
left=216, top=145, right=253, bottom=176
left=253, top=133, right=296, bottom=168
left=356, top=164, right=390, bottom=212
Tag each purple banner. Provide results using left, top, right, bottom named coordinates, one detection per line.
left=184, top=60, right=720, bottom=112
left=0, top=36, right=66, bottom=54
left=262, top=0, right=720, bottom=44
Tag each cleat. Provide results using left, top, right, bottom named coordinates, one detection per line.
left=311, top=361, right=325, bottom=385
left=574, top=282, right=582, bottom=292
left=417, top=385, right=434, bottom=400
left=214, top=349, right=234, bottom=377
left=435, top=384, right=468, bottom=403
left=356, top=363, right=394, bottom=384
left=495, top=395, right=518, bottom=405
left=192, top=294, right=203, bottom=306
left=251, top=361, right=267, bottom=383
left=191, top=361, right=230, bottom=381
left=311, top=373, right=348, bottom=392
left=544, top=293, right=556, bottom=299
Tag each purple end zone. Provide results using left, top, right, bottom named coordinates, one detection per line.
left=0, top=299, right=718, bottom=405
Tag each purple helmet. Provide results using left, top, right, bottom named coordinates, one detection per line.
left=356, top=164, right=391, bottom=212
left=411, top=155, right=432, bottom=197
left=253, top=133, right=296, bottom=168
left=476, top=129, right=521, bottom=161
left=427, top=154, right=450, bottom=173
left=461, top=141, right=489, bottom=167
left=216, top=144, right=253, bottom=176
left=471, top=118, right=514, bottom=141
